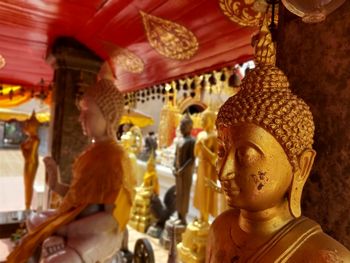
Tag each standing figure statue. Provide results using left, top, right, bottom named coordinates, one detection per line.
left=21, top=111, right=40, bottom=211
left=206, top=22, right=350, bottom=262
left=173, top=114, right=195, bottom=225
left=193, top=109, right=219, bottom=222
left=7, top=78, right=135, bottom=263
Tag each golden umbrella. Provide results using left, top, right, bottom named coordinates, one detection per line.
left=120, top=109, right=154, bottom=128
left=0, top=108, right=50, bottom=123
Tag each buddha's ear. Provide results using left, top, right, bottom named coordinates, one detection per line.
left=288, top=149, right=316, bottom=218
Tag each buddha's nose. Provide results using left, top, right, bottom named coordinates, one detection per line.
left=219, top=149, right=236, bottom=181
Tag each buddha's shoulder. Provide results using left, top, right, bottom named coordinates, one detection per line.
left=290, top=227, right=350, bottom=262
left=210, top=209, right=239, bottom=231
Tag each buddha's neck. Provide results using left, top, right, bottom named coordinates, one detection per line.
left=238, top=200, right=294, bottom=236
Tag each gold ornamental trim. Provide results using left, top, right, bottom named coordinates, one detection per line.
left=140, top=11, right=199, bottom=60
left=219, top=0, right=263, bottom=27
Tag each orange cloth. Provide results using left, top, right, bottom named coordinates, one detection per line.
left=7, top=139, right=134, bottom=263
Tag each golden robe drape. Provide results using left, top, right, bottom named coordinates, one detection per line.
left=7, top=139, right=135, bottom=263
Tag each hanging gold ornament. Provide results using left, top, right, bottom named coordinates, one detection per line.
left=140, top=11, right=199, bottom=60
left=281, top=0, right=345, bottom=23
left=219, top=0, right=264, bottom=27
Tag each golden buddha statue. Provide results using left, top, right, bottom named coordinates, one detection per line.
left=129, top=152, right=159, bottom=232
left=193, top=108, right=220, bottom=222
left=178, top=109, right=226, bottom=263
left=8, top=78, right=135, bottom=263
left=121, top=125, right=142, bottom=185
left=141, top=152, right=160, bottom=195
left=206, top=21, right=350, bottom=262
left=21, top=111, right=40, bottom=211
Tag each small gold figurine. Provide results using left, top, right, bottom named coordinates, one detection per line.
left=129, top=152, right=159, bottom=233
left=206, top=21, right=350, bottom=262
left=21, top=111, right=40, bottom=211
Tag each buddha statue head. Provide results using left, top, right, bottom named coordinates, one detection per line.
left=179, top=113, right=193, bottom=137
left=216, top=22, right=315, bottom=218
left=23, top=111, right=40, bottom=136
left=79, top=78, right=124, bottom=141
left=201, top=108, right=216, bottom=132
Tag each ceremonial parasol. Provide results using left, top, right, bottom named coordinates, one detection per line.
left=120, top=109, right=154, bottom=128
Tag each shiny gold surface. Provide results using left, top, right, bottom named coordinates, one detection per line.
left=21, top=112, right=40, bottom=210
left=158, top=103, right=180, bottom=149
left=216, top=21, right=314, bottom=173
left=140, top=11, right=198, bottom=60
left=129, top=154, right=158, bottom=233
left=121, top=126, right=143, bottom=155
left=193, top=109, right=224, bottom=222
left=177, top=219, right=210, bottom=263
left=206, top=21, right=350, bottom=262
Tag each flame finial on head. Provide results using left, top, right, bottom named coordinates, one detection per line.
left=254, top=18, right=276, bottom=66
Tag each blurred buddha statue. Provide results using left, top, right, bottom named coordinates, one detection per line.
left=8, top=78, right=135, bottom=263
left=141, top=152, right=160, bottom=195
left=193, top=108, right=220, bottom=223
left=179, top=109, right=223, bottom=263
left=129, top=152, right=159, bottom=232
left=139, top=131, right=158, bottom=161
left=121, top=125, right=142, bottom=185
left=129, top=125, right=143, bottom=155
left=173, top=114, right=196, bottom=225
left=21, top=111, right=40, bottom=211
left=206, top=21, right=350, bottom=263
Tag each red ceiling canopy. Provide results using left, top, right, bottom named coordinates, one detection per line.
left=0, top=0, right=256, bottom=92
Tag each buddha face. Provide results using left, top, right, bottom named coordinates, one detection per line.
left=78, top=96, right=107, bottom=140
left=201, top=112, right=215, bottom=131
left=23, top=119, right=39, bottom=136
left=217, top=123, right=293, bottom=211
left=179, top=118, right=193, bottom=136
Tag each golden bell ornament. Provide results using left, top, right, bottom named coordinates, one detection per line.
left=282, top=0, right=346, bottom=23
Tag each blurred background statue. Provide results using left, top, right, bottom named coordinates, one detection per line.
left=173, top=114, right=195, bottom=225
left=21, top=111, right=40, bottom=211
left=139, top=131, right=158, bottom=161
left=129, top=152, right=159, bottom=232
left=178, top=108, right=220, bottom=263
left=121, top=125, right=143, bottom=185
left=193, top=108, right=219, bottom=223
left=7, top=78, right=135, bottom=263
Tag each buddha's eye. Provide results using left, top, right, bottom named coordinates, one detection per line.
left=236, top=145, right=262, bottom=167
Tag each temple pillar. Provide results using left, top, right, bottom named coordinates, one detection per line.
left=277, top=2, right=350, bottom=248
left=47, top=37, right=103, bottom=184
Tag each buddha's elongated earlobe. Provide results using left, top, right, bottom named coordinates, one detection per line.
left=289, top=149, right=316, bottom=217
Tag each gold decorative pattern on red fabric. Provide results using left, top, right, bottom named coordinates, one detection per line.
left=140, top=11, right=198, bottom=60
left=219, top=0, right=263, bottom=27
left=115, top=48, right=144, bottom=74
